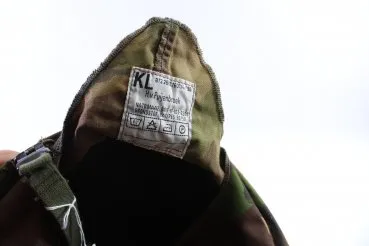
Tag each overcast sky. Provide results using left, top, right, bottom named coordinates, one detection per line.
left=1, top=1, right=368, bottom=245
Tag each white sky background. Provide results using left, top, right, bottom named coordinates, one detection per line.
left=0, top=0, right=368, bottom=245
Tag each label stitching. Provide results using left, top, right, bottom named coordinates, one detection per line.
left=122, top=138, right=183, bottom=154
left=122, top=134, right=185, bottom=147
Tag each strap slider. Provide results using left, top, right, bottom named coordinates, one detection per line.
left=13, top=142, right=51, bottom=170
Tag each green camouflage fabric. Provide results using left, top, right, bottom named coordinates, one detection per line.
left=57, top=17, right=288, bottom=245
left=0, top=17, right=288, bottom=246
left=59, top=17, right=224, bottom=183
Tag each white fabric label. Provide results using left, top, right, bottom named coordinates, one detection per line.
left=118, top=67, right=196, bottom=158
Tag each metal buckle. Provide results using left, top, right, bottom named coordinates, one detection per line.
left=12, top=142, right=51, bottom=170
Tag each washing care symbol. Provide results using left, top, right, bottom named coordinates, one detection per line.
left=179, top=125, right=186, bottom=134
left=146, top=120, right=158, bottom=130
left=130, top=117, right=142, bottom=127
left=163, top=124, right=172, bottom=132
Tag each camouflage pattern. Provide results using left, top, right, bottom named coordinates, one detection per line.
left=59, top=18, right=225, bottom=183
left=177, top=153, right=288, bottom=245
left=0, top=17, right=288, bottom=245
left=58, top=17, right=288, bottom=245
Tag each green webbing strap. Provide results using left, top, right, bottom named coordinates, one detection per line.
left=17, top=149, right=87, bottom=246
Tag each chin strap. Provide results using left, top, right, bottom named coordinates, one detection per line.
left=12, top=141, right=94, bottom=246
left=46, top=197, right=86, bottom=246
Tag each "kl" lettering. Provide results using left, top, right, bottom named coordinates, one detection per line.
left=133, top=72, right=153, bottom=90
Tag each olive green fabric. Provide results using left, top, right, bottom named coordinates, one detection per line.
left=59, top=17, right=224, bottom=183
left=18, top=152, right=85, bottom=246
left=177, top=150, right=288, bottom=245
left=48, top=17, right=287, bottom=245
